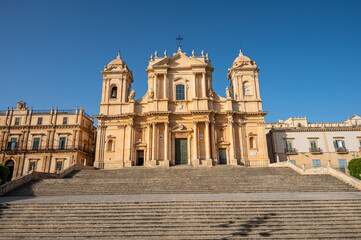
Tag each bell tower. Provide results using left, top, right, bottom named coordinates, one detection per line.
left=99, top=52, right=133, bottom=115
left=227, top=49, right=262, bottom=112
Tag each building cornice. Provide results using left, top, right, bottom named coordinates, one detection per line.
left=269, top=127, right=361, bottom=133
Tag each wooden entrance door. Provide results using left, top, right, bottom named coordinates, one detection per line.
left=175, top=138, right=188, bottom=165
left=136, top=150, right=144, bottom=166
left=219, top=148, right=227, bottom=165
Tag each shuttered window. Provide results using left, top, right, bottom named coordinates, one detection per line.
left=312, top=159, right=321, bottom=168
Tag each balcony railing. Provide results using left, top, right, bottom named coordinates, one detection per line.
left=83, top=112, right=92, bottom=119
left=309, top=147, right=322, bottom=154
left=57, top=109, right=76, bottom=114
left=335, top=147, right=348, bottom=154
left=32, top=110, right=51, bottom=114
left=1, top=146, right=94, bottom=154
left=285, top=148, right=297, bottom=154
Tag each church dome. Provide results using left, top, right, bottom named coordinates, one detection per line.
left=232, top=49, right=252, bottom=67
left=107, top=52, right=127, bottom=69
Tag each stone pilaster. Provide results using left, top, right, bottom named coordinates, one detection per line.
left=228, top=118, right=237, bottom=165
left=192, top=121, right=199, bottom=166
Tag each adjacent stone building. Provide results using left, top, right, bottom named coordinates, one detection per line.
left=266, top=115, right=361, bottom=171
left=94, top=48, right=269, bottom=169
left=0, top=101, right=96, bottom=180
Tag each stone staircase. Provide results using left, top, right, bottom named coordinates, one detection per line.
left=1, top=200, right=361, bottom=239
left=6, top=166, right=357, bottom=196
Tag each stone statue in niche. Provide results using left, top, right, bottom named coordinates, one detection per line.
left=129, top=89, right=135, bottom=101
left=226, top=87, right=232, bottom=99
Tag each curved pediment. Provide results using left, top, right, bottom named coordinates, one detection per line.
left=135, top=141, right=147, bottom=147
left=171, top=124, right=192, bottom=132
left=217, top=139, right=230, bottom=146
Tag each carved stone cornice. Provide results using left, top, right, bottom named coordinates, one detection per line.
left=270, top=127, right=361, bottom=133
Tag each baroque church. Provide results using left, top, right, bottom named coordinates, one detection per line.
left=94, top=47, right=269, bottom=168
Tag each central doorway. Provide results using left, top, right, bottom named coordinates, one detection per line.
left=219, top=148, right=227, bottom=165
left=175, top=138, right=188, bottom=165
left=136, top=150, right=144, bottom=166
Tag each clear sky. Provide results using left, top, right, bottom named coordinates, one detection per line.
left=0, top=0, right=360, bottom=123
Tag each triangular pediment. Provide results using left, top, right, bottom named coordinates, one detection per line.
left=153, top=53, right=205, bottom=68
left=350, top=114, right=361, bottom=120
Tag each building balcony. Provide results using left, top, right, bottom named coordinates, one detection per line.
left=285, top=148, right=297, bottom=154
left=309, top=147, right=322, bottom=154
left=335, top=147, right=348, bottom=154
left=0, top=146, right=95, bottom=155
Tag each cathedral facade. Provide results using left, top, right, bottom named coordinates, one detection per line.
left=94, top=47, right=269, bottom=168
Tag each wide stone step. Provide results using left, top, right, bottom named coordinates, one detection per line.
left=1, top=230, right=361, bottom=239
left=5, top=167, right=358, bottom=196
left=1, top=200, right=361, bottom=239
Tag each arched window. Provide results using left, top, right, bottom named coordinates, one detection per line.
left=249, top=137, right=256, bottom=149
left=176, top=84, right=185, bottom=100
left=107, top=139, right=113, bottom=152
left=110, top=87, right=117, bottom=98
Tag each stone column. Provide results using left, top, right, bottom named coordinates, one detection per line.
left=125, top=122, right=133, bottom=167
left=153, top=74, right=157, bottom=99
left=147, top=124, right=151, bottom=163
left=164, top=122, right=169, bottom=161
left=72, top=130, right=76, bottom=148
left=228, top=119, right=237, bottom=165
left=122, top=78, right=127, bottom=102
left=3, top=131, right=9, bottom=149
left=193, top=73, right=197, bottom=98
left=202, top=73, right=206, bottom=98
left=211, top=119, right=216, bottom=161
left=152, top=122, right=156, bottom=161
left=164, top=74, right=168, bottom=99
left=0, top=131, right=4, bottom=150
left=18, top=132, right=25, bottom=150
left=192, top=121, right=199, bottom=165
left=119, top=78, right=123, bottom=103
left=205, top=121, right=211, bottom=161
left=128, top=123, right=133, bottom=161
left=45, top=130, right=51, bottom=149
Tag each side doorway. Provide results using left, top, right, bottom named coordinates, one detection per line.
left=136, top=150, right=144, bottom=166
left=5, top=160, right=15, bottom=181
left=219, top=148, right=227, bottom=165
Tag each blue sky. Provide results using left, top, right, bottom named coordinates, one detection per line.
left=0, top=0, right=360, bottom=123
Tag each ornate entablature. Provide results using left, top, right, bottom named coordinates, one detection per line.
left=95, top=47, right=269, bottom=169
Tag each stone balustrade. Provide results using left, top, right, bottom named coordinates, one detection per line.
left=0, top=164, right=94, bottom=196
left=269, top=161, right=361, bottom=190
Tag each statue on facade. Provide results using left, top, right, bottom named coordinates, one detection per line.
left=129, top=89, right=136, bottom=101
left=208, top=89, right=214, bottom=100
left=148, top=89, right=154, bottom=99
left=226, top=87, right=232, bottom=99
left=16, top=101, right=27, bottom=110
